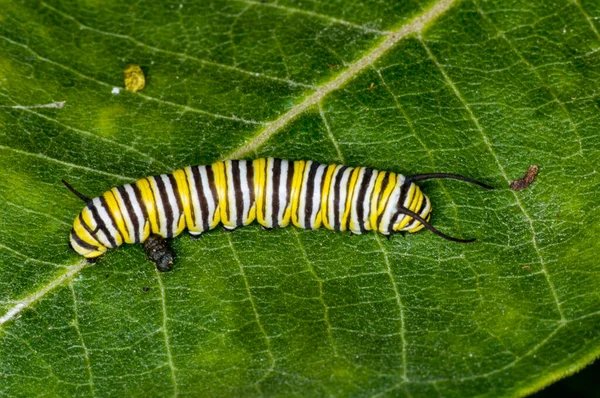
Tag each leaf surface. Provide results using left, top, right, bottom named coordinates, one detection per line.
left=0, top=0, right=599, bottom=396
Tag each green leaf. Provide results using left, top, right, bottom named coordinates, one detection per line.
left=1, top=0, right=599, bottom=396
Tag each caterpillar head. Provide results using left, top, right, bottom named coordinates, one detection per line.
left=392, top=187, right=432, bottom=233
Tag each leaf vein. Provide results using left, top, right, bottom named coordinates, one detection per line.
left=226, top=0, right=460, bottom=158
left=0, top=145, right=134, bottom=181
left=419, top=36, right=567, bottom=322
left=0, top=36, right=261, bottom=125
left=39, top=1, right=313, bottom=89
left=154, top=270, right=179, bottom=397
left=227, top=235, right=275, bottom=392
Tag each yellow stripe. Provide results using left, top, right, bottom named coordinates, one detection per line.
left=136, top=178, right=160, bottom=235
left=369, top=171, right=386, bottom=230
left=291, top=160, right=306, bottom=228
left=222, top=161, right=236, bottom=229
left=254, top=158, right=266, bottom=225
left=183, top=167, right=201, bottom=232
left=280, top=161, right=293, bottom=227
left=398, top=186, right=422, bottom=231
left=312, top=166, right=325, bottom=230
left=245, top=161, right=257, bottom=225
left=320, top=164, right=338, bottom=230
left=110, top=188, right=137, bottom=243
left=395, top=183, right=416, bottom=230
left=377, top=173, right=397, bottom=233
left=409, top=210, right=430, bottom=232
left=173, top=169, right=193, bottom=230
left=341, top=167, right=361, bottom=231
left=104, top=190, right=131, bottom=244
left=73, top=214, right=102, bottom=248
left=377, top=173, right=397, bottom=218
left=209, top=166, right=222, bottom=229
left=212, top=161, right=229, bottom=227
left=172, top=169, right=190, bottom=235
left=406, top=188, right=425, bottom=232
left=70, top=233, right=104, bottom=258
left=147, top=177, right=167, bottom=237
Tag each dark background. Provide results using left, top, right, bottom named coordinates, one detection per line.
left=533, top=360, right=598, bottom=397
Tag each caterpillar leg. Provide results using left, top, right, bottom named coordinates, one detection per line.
left=143, top=235, right=175, bottom=272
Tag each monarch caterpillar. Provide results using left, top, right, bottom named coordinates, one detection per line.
left=63, top=159, right=493, bottom=271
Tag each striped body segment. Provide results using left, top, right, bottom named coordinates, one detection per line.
left=69, top=159, right=431, bottom=258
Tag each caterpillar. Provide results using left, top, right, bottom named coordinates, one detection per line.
left=63, top=159, right=493, bottom=271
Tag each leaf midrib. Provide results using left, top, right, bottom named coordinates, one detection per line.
left=0, top=0, right=459, bottom=336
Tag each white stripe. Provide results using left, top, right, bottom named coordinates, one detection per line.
left=398, top=182, right=417, bottom=230
left=79, top=208, right=108, bottom=248
left=277, top=160, right=289, bottom=226
left=111, top=187, right=135, bottom=244
left=349, top=168, right=366, bottom=234
left=124, top=184, right=147, bottom=242
left=199, top=166, right=217, bottom=228
left=337, top=167, right=353, bottom=231
left=297, top=161, right=312, bottom=229
left=91, top=197, right=120, bottom=247
left=70, top=234, right=94, bottom=256
left=185, top=167, right=202, bottom=233
left=380, top=175, right=404, bottom=234
left=148, top=177, right=168, bottom=238
left=225, top=161, right=237, bottom=228
left=327, top=166, right=343, bottom=227
left=264, top=158, right=274, bottom=228
left=239, top=161, right=251, bottom=225
left=161, top=175, right=181, bottom=236
left=309, top=164, right=327, bottom=228
left=362, top=170, right=378, bottom=231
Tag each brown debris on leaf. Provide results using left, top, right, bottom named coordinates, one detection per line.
left=510, top=165, right=539, bottom=191
left=124, top=65, right=145, bottom=92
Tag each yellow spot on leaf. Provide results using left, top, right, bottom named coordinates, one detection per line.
left=124, top=65, right=145, bottom=92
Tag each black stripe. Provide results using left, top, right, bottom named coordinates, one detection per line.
left=154, top=176, right=174, bottom=238
left=71, top=229, right=100, bottom=251
left=206, top=166, right=218, bottom=229
left=99, top=196, right=123, bottom=244
left=405, top=193, right=429, bottom=230
left=219, top=164, right=230, bottom=225
left=192, top=167, right=210, bottom=231
left=246, top=161, right=255, bottom=222
left=376, top=173, right=392, bottom=228
left=143, top=177, right=162, bottom=235
left=388, top=210, right=404, bottom=234
left=304, top=162, right=319, bottom=229
left=78, top=213, right=102, bottom=245
left=272, top=158, right=281, bottom=227
left=285, top=161, right=294, bottom=215
left=168, top=174, right=184, bottom=231
left=117, top=186, right=140, bottom=243
left=398, top=177, right=413, bottom=210
left=316, top=165, right=327, bottom=225
left=231, top=160, right=243, bottom=227
left=263, top=160, right=271, bottom=223
left=89, top=201, right=117, bottom=248
left=182, top=169, right=196, bottom=225
left=355, top=168, right=373, bottom=233
left=107, top=191, right=129, bottom=242
left=332, top=166, right=348, bottom=231
left=132, top=183, right=149, bottom=237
